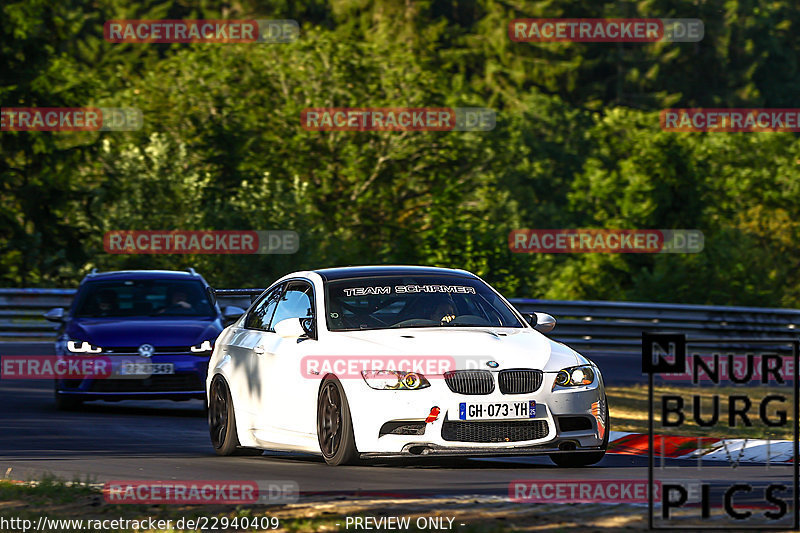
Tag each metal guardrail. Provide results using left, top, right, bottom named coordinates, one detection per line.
left=2, top=289, right=799, bottom=354
left=511, top=299, right=800, bottom=356
left=0, top=288, right=255, bottom=340
left=0, top=289, right=77, bottom=339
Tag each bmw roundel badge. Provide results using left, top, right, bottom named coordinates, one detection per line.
left=486, top=360, right=499, bottom=368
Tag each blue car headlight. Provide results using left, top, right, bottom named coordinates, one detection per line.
left=190, top=340, right=214, bottom=353
left=67, top=340, right=102, bottom=353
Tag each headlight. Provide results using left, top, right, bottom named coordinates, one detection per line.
left=361, top=370, right=431, bottom=390
left=553, top=365, right=595, bottom=389
left=190, top=340, right=214, bottom=353
left=67, top=340, right=102, bottom=353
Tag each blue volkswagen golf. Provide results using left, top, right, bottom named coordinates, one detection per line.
left=46, top=269, right=245, bottom=409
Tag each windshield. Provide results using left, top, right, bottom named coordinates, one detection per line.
left=73, top=280, right=215, bottom=318
left=325, top=275, right=524, bottom=331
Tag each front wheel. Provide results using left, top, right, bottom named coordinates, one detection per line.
left=317, top=377, right=360, bottom=466
left=208, top=376, right=261, bottom=456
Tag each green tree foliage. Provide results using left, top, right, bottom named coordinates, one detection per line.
left=71, top=33, right=520, bottom=289
left=2, top=0, right=800, bottom=309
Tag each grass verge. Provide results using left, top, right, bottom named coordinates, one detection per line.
left=607, top=384, right=793, bottom=439
left=0, top=478, right=651, bottom=532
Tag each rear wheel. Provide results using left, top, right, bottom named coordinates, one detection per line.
left=317, top=377, right=360, bottom=466
left=208, top=376, right=261, bottom=456
left=549, top=396, right=609, bottom=467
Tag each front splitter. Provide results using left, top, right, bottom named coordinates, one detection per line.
left=359, top=441, right=605, bottom=458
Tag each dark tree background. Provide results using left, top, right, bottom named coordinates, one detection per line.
left=2, top=0, right=799, bottom=307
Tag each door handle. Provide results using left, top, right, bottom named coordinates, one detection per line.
left=253, top=345, right=265, bottom=355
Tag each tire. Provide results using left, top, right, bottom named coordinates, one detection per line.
left=549, top=395, right=609, bottom=468
left=317, top=377, right=360, bottom=466
left=54, top=382, right=83, bottom=411
left=208, top=376, right=262, bottom=456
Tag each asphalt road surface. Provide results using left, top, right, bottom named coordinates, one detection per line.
left=0, top=343, right=793, bottom=511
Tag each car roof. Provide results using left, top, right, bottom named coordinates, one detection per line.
left=81, top=270, right=206, bottom=283
left=313, top=265, right=477, bottom=281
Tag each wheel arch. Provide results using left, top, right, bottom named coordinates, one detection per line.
left=317, top=373, right=364, bottom=456
left=208, top=370, right=257, bottom=448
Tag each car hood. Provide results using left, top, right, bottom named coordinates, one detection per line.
left=66, top=318, right=221, bottom=347
left=323, top=327, right=587, bottom=372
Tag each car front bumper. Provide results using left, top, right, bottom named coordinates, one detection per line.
left=346, top=371, right=606, bottom=455
left=54, top=353, right=209, bottom=401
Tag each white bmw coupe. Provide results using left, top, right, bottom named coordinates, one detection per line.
left=206, top=266, right=608, bottom=466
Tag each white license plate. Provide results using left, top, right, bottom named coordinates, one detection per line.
left=458, top=400, right=535, bottom=420
left=120, top=363, right=175, bottom=375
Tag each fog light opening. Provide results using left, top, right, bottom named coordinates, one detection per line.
left=559, top=441, right=577, bottom=451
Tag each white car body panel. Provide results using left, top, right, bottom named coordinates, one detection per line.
left=207, top=267, right=606, bottom=458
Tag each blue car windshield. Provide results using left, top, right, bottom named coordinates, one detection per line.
left=74, top=280, right=215, bottom=318
left=325, top=275, right=524, bottom=331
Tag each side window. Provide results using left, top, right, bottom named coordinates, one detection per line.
left=244, top=284, right=284, bottom=331
left=269, top=282, right=314, bottom=329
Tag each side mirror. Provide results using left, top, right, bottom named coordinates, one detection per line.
left=274, top=317, right=307, bottom=339
left=300, top=317, right=316, bottom=339
left=532, top=312, right=556, bottom=333
left=222, top=306, right=246, bottom=320
left=44, top=308, right=65, bottom=322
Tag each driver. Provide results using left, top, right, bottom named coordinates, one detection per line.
left=428, top=295, right=457, bottom=324
left=94, top=289, right=118, bottom=315
left=168, top=289, right=192, bottom=309
left=157, top=287, right=195, bottom=313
